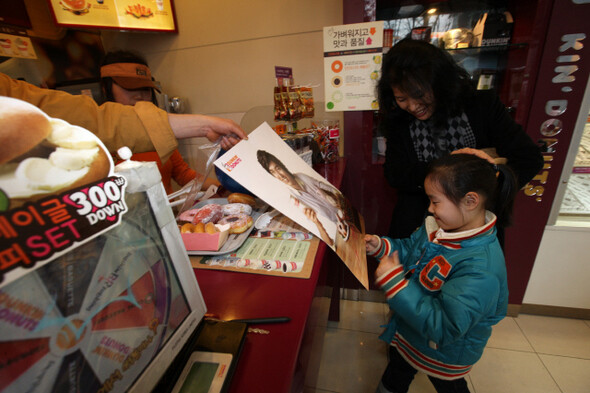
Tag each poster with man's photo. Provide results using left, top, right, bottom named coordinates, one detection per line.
left=214, top=123, right=368, bottom=289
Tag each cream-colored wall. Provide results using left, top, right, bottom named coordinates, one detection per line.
left=102, top=0, right=342, bottom=187
left=102, top=0, right=342, bottom=116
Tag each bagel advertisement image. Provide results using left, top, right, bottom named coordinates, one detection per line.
left=214, top=122, right=368, bottom=289
left=0, top=97, right=129, bottom=287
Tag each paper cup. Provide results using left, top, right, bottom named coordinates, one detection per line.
left=282, top=261, right=303, bottom=273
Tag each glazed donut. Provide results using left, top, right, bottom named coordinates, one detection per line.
left=222, top=203, right=253, bottom=216
left=179, top=204, right=223, bottom=224
left=180, top=223, right=196, bottom=233
left=205, top=222, right=218, bottom=234
left=218, top=213, right=253, bottom=234
left=227, top=192, right=256, bottom=207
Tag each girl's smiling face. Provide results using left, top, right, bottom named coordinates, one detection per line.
left=425, top=176, right=472, bottom=232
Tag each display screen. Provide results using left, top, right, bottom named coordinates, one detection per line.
left=0, top=192, right=192, bottom=392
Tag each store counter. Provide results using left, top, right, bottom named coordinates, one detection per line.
left=192, top=158, right=346, bottom=393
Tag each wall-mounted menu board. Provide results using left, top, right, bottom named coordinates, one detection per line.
left=47, top=0, right=177, bottom=33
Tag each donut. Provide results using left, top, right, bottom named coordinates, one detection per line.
left=227, top=193, right=256, bottom=207
left=205, top=222, right=218, bottom=234
left=180, top=222, right=206, bottom=233
left=180, top=223, right=195, bottom=233
left=218, top=213, right=253, bottom=234
left=222, top=203, right=253, bottom=216
left=178, top=203, right=223, bottom=224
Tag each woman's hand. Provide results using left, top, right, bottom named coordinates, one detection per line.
left=375, top=250, right=401, bottom=277
left=365, top=234, right=380, bottom=254
left=451, top=147, right=496, bottom=165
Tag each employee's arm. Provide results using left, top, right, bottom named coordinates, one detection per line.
left=0, top=73, right=247, bottom=161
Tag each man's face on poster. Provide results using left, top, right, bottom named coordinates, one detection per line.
left=268, top=161, right=297, bottom=188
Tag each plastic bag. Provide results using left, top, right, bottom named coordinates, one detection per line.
left=172, top=141, right=222, bottom=218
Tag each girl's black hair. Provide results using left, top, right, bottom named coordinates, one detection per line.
left=100, top=50, right=158, bottom=105
left=377, top=38, right=474, bottom=127
left=426, top=154, right=518, bottom=228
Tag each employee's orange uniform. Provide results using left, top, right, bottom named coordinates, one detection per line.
left=129, top=150, right=197, bottom=194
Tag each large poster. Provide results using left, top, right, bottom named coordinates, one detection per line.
left=214, top=123, right=369, bottom=289
left=47, top=0, right=177, bottom=32
left=323, top=21, right=384, bottom=112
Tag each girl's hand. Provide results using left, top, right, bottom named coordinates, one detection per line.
left=365, top=234, right=380, bottom=254
left=376, top=251, right=401, bottom=278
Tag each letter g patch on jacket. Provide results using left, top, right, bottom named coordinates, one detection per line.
left=420, top=256, right=452, bottom=291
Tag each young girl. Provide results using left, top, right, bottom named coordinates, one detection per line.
left=366, top=153, right=517, bottom=393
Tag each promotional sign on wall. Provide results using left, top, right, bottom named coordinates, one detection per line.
left=48, top=0, right=177, bottom=32
left=323, top=21, right=384, bottom=112
left=0, top=33, right=36, bottom=59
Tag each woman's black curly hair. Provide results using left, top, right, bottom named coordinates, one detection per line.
left=377, top=38, right=475, bottom=127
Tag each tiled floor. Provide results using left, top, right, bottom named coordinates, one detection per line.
left=304, top=300, right=590, bottom=393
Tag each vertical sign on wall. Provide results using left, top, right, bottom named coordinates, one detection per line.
left=323, top=21, right=384, bottom=112
left=504, top=0, right=590, bottom=305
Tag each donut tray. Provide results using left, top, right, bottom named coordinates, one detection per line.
left=184, top=198, right=267, bottom=255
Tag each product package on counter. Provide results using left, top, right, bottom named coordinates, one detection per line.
left=181, top=223, right=230, bottom=251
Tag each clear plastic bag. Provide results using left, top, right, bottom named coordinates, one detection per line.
left=170, top=141, right=222, bottom=218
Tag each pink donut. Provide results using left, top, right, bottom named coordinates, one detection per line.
left=218, top=213, right=253, bottom=234
left=179, top=204, right=223, bottom=224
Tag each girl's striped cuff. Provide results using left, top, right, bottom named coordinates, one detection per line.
left=375, top=265, right=407, bottom=300
left=368, top=237, right=392, bottom=259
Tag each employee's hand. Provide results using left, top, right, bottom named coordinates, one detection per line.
left=201, top=115, right=248, bottom=150
left=376, top=251, right=401, bottom=278
left=168, top=114, right=248, bottom=150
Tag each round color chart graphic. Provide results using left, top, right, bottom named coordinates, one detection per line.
left=331, top=76, right=343, bottom=88
left=0, top=206, right=190, bottom=393
left=331, top=60, right=343, bottom=73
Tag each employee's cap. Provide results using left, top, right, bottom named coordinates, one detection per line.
left=100, top=63, right=160, bottom=92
